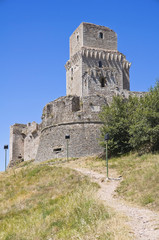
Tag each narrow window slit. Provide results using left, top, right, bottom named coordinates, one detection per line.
left=99, top=32, right=103, bottom=39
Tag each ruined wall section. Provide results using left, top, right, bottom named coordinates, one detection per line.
left=66, top=49, right=131, bottom=99
left=35, top=94, right=107, bottom=162
left=23, top=122, right=41, bottom=161
left=9, top=122, right=41, bottom=165
left=9, top=124, right=27, bottom=166
left=41, top=95, right=107, bottom=128
left=81, top=49, right=130, bottom=98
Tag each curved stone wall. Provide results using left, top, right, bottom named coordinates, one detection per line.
left=35, top=121, right=103, bottom=162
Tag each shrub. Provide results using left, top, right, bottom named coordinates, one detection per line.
left=100, top=81, right=159, bottom=155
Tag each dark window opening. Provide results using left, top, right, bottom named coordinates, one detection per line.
left=22, top=133, right=26, bottom=139
left=99, top=32, right=103, bottom=39
left=53, top=148, right=62, bottom=153
left=101, top=78, right=105, bottom=87
left=77, top=35, right=79, bottom=41
left=99, top=61, right=102, bottom=68
left=46, top=104, right=52, bottom=118
left=32, top=131, right=38, bottom=138
left=18, top=154, right=22, bottom=159
left=47, top=104, right=51, bottom=112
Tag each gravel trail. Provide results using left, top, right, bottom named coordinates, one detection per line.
left=72, top=167, right=159, bottom=240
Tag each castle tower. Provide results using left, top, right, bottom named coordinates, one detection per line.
left=9, top=22, right=134, bottom=167
left=65, top=22, right=131, bottom=97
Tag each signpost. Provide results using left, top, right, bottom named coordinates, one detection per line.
left=4, top=145, right=8, bottom=171
left=65, top=135, right=70, bottom=161
left=104, top=133, right=109, bottom=179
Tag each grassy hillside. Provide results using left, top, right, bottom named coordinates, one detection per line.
left=0, top=160, right=131, bottom=240
left=110, top=153, right=159, bottom=209
left=73, top=153, right=159, bottom=211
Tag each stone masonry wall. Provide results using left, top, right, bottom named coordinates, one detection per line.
left=35, top=122, right=103, bottom=162
left=9, top=124, right=26, bottom=166
left=66, top=23, right=130, bottom=97
left=66, top=49, right=131, bottom=97
left=66, top=55, right=82, bottom=97
left=70, top=22, right=117, bottom=58
left=70, top=23, right=83, bottom=58
left=9, top=22, right=146, bottom=166
left=41, top=95, right=107, bottom=128
left=9, top=122, right=41, bottom=166
left=23, top=122, right=41, bottom=161
left=35, top=94, right=107, bottom=162
left=83, top=23, right=117, bottom=51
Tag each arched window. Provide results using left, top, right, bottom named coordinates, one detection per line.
left=77, top=35, right=79, bottom=42
left=99, top=32, right=103, bottom=39
left=99, top=61, right=102, bottom=68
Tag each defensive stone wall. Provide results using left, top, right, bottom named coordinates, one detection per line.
left=35, top=94, right=107, bottom=162
left=9, top=22, right=146, bottom=166
left=9, top=124, right=26, bottom=166
left=9, top=122, right=41, bottom=167
left=23, top=122, right=41, bottom=161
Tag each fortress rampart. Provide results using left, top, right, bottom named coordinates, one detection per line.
left=9, top=22, right=145, bottom=166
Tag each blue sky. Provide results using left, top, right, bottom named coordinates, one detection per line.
left=0, top=0, right=159, bottom=171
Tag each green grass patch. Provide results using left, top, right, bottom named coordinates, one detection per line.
left=73, top=153, right=159, bottom=211
left=109, top=152, right=159, bottom=210
left=0, top=161, right=115, bottom=240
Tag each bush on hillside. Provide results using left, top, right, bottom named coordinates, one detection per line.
left=100, top=81, right=159, bottom=156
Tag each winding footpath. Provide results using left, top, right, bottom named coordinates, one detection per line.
left=72, top=167, right=159, bottom=240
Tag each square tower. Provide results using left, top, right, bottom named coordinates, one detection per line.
left=65, top=22, right=130, bottom=97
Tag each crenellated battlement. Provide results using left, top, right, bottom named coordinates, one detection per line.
left=65, top=48, right=130, bottom=71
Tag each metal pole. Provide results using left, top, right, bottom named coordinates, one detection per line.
left=106, top=140, right=108, bottom=178
left=67, top=139, right=69, bottom=161
left=5, top=149, right=7, bottom=172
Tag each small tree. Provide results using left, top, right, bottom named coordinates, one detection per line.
left=99, top=96, right=133, bottom=156
left=100, top=81, right=159, bottom=156
left=129, top=81, right=159, bottom=153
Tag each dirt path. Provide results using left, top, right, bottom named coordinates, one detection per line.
left=70, top=167, right=159, bottom=240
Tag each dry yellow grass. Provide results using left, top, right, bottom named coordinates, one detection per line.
left=64, top=153, right=159, bottom=211
left=0, top=160, right=132, bottom=240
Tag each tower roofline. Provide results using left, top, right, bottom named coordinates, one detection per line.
left=70, top=22, right=116, bottom=39
left=81, top=22, right=116, bottom=32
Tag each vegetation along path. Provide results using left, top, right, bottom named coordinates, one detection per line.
left=65, top=165, right=159, bottom=240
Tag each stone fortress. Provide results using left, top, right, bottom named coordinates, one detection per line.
left=9, top=22, right=144, bottom=166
